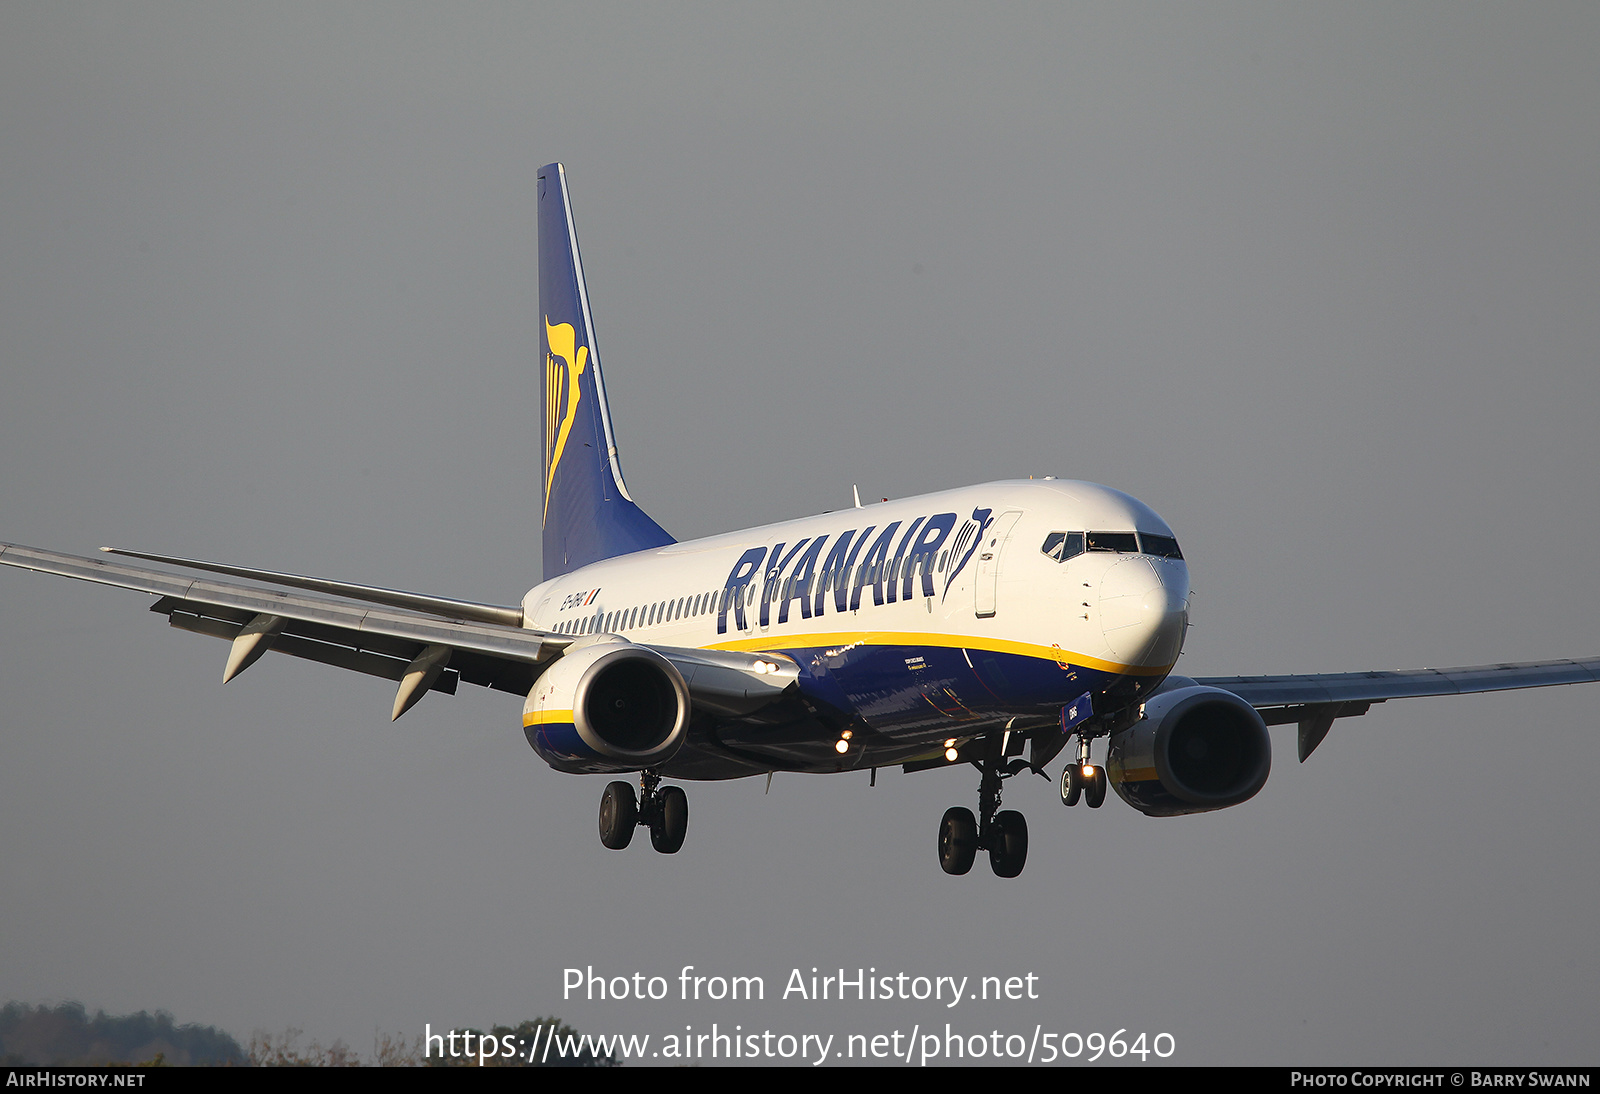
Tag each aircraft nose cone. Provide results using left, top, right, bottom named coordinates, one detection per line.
left=1099, top=556, right=1188, bottom=665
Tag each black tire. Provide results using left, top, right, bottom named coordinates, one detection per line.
left=1085, top=765, right=1107, bottom=809
left=938, top=807, right=978, bottom=875
left=1060, top=763, right=1082, bottom=807
left=989, top=809, right=1029, bottom=878
left=599, top=781, right=637, bottom=849
left=650, top=785, right=689, bottom=854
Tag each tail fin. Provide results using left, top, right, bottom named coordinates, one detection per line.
left=537, top=162, right=675, bottom=580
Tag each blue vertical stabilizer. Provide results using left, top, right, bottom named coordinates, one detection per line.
left=538, top=163, right=675, bottom=580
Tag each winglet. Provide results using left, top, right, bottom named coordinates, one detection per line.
left=537, top=162, right=675, bottom=581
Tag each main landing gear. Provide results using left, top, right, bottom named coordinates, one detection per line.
left=938, top=742, right=1031, bottom=879
left=598, top=769, right=688, bottom=854
left=1059, top=730, right=1107, bottom=809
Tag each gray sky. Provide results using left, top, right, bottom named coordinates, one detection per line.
left=2, top=2, right=1597, bottom=1066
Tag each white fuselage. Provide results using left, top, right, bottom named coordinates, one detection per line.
left=521, top=479, right=1190, bottom=772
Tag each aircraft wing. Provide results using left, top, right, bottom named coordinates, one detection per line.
left=1196, top=659, right=1600, bottom=761
left=0, top=543, right=800, bottom=726
left=0, top=542, right=564, bottom=717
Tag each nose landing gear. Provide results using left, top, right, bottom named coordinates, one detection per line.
left=597, top=769, right=688, bottom=854
left=1059, top=731, right=1107, bottom=809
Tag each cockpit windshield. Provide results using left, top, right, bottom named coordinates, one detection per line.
left=1040, top=530, right=1183, bottom=562
left=1085, top=531, right=1138, bottom=554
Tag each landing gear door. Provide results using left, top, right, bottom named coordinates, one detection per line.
left=974, top=510, right=1023, bottom=618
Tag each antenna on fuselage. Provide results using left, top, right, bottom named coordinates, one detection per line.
left=852, top=485, right=863, bottom=509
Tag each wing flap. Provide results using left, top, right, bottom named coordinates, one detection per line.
left=1197, top=657, right=1600, bottom=762
left=167, top=608, right=461, bottom=695
left=105, top=546, right=523, bottom=627
left=1198, top=658, right=1600, bottom=708
left=2, top=543, right=557, bottom=666
left=2, top=543, right=554, bottom=707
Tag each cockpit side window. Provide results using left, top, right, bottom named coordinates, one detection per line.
left=1041, top=531, right=1085, bottom=562
left=1139, top=533, right=1183, bottom=559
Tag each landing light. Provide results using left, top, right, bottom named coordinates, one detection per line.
left=945, top=747, right=959, bottom=762
left=834, top=739, right=850, bottom=754
left=1083, top=765, right=1094, bottom=778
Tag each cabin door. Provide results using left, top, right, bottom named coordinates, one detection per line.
left=973, top=510, right=1023, bottom=618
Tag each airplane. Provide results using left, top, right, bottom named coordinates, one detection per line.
left=4, top=161, right=1598, bottom=879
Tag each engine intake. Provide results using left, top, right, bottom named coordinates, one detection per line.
left=1107, top=684, right=1271, bottom=817
left=523, top=639, right=690, bottom=773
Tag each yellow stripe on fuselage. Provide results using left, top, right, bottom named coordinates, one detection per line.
left=704, top=630, right=1172, bottom=677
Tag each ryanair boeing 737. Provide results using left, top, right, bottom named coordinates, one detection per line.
left=4, top=163, right=1597, bottom=878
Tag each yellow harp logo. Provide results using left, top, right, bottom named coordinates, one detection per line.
left=544, top=317, right=589, bottom=523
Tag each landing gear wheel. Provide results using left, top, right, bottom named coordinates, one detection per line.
left=650, top=785, right=689, bottom=854
left=599, top=781, right=637, bottom=849
left=938, top=807, right=978, bottom=875
left=1060, top=764, right=1082, bottom=807
left=1085, top=765, right=1107, bottom=809
left=988, top=809, right=1029, bottom=878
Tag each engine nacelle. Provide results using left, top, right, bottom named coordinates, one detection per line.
left=523, top=638, right=690, bottom=774
left=1106, top=684, right=1271, bottom=817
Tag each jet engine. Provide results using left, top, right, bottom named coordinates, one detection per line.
left=523, top=638, right=690, bottom=774
left=1106, top=684, right=1271, bottom=817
